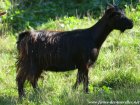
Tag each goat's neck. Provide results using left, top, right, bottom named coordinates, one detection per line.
left=90, top=16, right=113, bottom=48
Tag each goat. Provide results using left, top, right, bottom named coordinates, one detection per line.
left=16, top=4, right=133, bottom=98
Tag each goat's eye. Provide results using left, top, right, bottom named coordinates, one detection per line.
left=109, top=12, right=120, bottom=18
left=114, top=12, right=121, bottom=16
left=115, top=14, right=121, bottom=17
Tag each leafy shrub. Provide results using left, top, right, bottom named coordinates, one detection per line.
left=1, top=0, right=139, bottom=33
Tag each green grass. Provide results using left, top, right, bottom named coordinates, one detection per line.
left=0, top=8, right=140, bottom=105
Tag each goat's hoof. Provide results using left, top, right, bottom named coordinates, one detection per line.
left=18, top=95, right=26, bottom=101
left=72, top=84, right=78, bottom=90
left=18, top=92, right=26, bottom=100
left=84, top=89, right=89, bottom=94
left=34, top=87, right=41, bottom=93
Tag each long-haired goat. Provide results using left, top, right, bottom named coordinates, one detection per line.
left=16, top=4, right=133, bottom=98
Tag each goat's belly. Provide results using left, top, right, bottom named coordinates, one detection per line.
left=46, top=65, right=77, bottom=72
left=36, top=57, right=77, bottom=71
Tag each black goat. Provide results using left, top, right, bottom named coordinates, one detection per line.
left=16, top=5, right=133, bottom=98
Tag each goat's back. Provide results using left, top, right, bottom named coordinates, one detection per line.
left=17, top=30, right=93, bottom=71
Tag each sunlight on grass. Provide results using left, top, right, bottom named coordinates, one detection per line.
left=0, top=35, right=16, bottom=52
left=37, top=16, right=95, bottom=31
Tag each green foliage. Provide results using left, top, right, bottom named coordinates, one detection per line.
left=1, top=0, right=139, bottom=33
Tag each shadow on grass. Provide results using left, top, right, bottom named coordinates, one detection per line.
left=58, top=88, right=140, bottom=105
left=0, top=95, right=17, bottom=105
left=11, top=85, right=140, bottom=105
left=94, top=70, right=140, bottom=90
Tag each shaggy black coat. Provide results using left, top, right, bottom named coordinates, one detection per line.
left=16, top=5, right=133, bottom=98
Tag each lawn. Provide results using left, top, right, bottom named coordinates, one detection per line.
left=0, top=1, right=140, bottom=105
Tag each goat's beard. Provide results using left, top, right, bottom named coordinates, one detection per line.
left=119, top=27, right=126, bottom=33
left=120, top=29, right=125, bottom=33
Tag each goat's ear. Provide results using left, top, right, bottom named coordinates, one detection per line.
left=105, top=7, right=115, bottom=14
left=0, top=12, right=6, bottom=16
left=106, top=3, right=116, bottom=13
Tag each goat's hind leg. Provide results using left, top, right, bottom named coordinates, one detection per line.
left=28, top=67, right=42, bottom=91
left=16, top=70, right=27, bottom=99
left=73, top=65, right=89, bottom=93
left=29, top=76, right=38, bottom=89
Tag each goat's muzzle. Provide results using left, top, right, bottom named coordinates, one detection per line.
left=120, top=18, right=133, bottom=32
left=127, top=19, right=133, bottom=29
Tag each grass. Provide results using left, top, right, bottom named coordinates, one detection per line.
left=0, top=8, right=140, bottom=105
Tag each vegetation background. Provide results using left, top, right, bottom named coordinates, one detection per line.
left=0, top=0, right=140, bottom=104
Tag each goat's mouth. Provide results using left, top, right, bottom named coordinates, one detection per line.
left=120, top=29, right=125, bottom=33
left=118, top=26, right=127, bottom=33
left=121, top=19, right=133, bottom=31
left=126, top=21, right=133, bottom=29
left=118, top=18, right=133, bottom=32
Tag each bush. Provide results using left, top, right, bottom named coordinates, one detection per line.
left=1, top=0, right=139, bottom=34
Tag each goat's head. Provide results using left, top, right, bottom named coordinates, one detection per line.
left=105, top=4, right=133, bottom=32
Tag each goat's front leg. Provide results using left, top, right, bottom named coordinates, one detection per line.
left=83, top=68, right=89, bottom=93
left=73, top=65, right=89, bottom=93
left=73, top=70, right=83, bottom=89
left=16, top=73, right=26, bottom=99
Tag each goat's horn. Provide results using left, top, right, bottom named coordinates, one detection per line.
left=107, top=2, right=114, bottom=8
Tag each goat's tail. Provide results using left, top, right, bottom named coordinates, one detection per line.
left=16, top=31, right=31, bottom=74
left=16, top=31, right=39, bottom=98
left=17, top=31, right=30, bottom=51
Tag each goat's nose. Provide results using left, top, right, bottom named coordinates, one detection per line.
left=124, top=17, right=134, bottom=29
